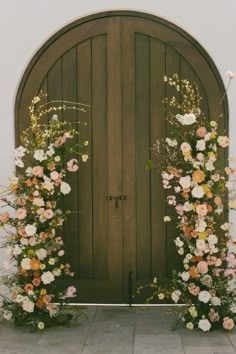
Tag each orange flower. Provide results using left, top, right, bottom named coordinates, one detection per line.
left=11, top=290, right=18, bottom=298
left=189, top=266, right=198, bottom=278
left=32, top=278, right=41, bottom=287
left=47, top=162, right=56, bottom=171
left=35, top=299, right=44, bottom=308
left=192, top=170, right=205, bottom=183
left=24, top=283, right=34, bottom=292
left=19, top=267, right=28, bottom=277
left=192, top=256, right=202, bottom=263
left=25, top=179, right=33, bottom=186
left=43, top=294, right=51, bottom=304
left=30, top=258, right=41, bottom=270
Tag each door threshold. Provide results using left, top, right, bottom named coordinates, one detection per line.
left=67, top=303, right=187, bottom=307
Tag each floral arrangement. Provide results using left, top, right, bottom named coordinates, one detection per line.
left=0, top=93, right=89, bottom=330
left=139, top=72, right=236, bottom=332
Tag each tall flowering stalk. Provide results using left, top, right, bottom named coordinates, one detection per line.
left=0, top=93, right=89, bottom=330
left=140, top=73, right=236, bottom=332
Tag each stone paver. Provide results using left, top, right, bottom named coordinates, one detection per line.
left=0, top=307, right=235, bottom=353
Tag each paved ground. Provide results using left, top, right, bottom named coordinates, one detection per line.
left=0, top=306, right=236, bottom=354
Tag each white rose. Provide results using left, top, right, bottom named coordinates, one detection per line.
left=191, top=185, right=204, bottom=198
left=196, top=139, right=206, bottom=151
left=60, top=181, right=71, bottom=195
left=211, top=296, right=221, bottom=306
left=180, top=142, right=191, bottom=153
left=217, top=136, right=229, bottom=148
left=179, top=176, right=191, bottom=189
left=25, top=224, right=37, bottom=236
left=175, top=237, right=184, bottom=248
left=21, top=257, right=31, bottom=270
left=196, top=239, right=206, bottom=251
left=181, top=271, right=190, bottom=282
left=33, top=149, right=47, bottom=162
left=207, top=234, right=218, bottom=245
left=204, top=132, right=211, bottom=141
left=195, top=219, right=207, bottom=232
left=184, top=202, right=193, bottom=212
left=41, top=271, right=55, bottom=285
left=198, top=319, right=211, bottom=332
left=36, top=248, right=47, bottom=260
left=163, top=216, right=171, bottom=222
left=176, top=113, right=196, bottom=125
left=198, top=290, right=211, bottom=303
left=205, top=160, right=215, bottom=171
left=178, top=248, right=184, bottom=255
left=15, top=159, right=24, bottom=168
left=14, top=145, right=26, bottom=158
left=25, top=167, right=33, bottom=177
left=33, top=198, right=45, bottom=207
left=22, top=300, right=35, bottom=313
left=171, top=290, right=181, bottom=303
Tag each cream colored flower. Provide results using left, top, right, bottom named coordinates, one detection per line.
left=60, top=181, right=71, bottom=195
left=198, top=319, right=211, bottom=332
left=25, top=224, right=37, bottom=236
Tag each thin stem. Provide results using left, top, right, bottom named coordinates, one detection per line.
left=215, top=78, right=231, bottom=119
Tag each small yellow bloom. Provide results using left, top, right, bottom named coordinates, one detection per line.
left=40, top=288, right=47, bottom=296
left=210, top=132, right=217, bottom=139
left=198, top=232, right=207, bottom=240
left=84, top=140, right=89, bottom=146
left=37, top=321, right=45, bottom=330
left=208, top=151, right=215, bottom=158
left=40, top=264, right=46, bottom=270
left=210, top=121, right=217, bottom=127
left=202, top=184, right=210, bottom=193
left=60, top=264, right=65, bottom=269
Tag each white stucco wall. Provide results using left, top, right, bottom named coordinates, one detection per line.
left=0, top=1, right=236, bottom=221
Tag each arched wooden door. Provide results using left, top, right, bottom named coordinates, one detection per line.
left=15, top=11, right=227, bottom=303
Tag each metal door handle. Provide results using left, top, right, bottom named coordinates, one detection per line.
left=105, top=195, right=127, bottom=208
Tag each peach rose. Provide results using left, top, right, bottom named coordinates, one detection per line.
left=214, top=196, right=222, bottom=206
left=223, top=317, right=234, bottom=330
left=196, top=127, right=207, bottom=138
left=16, top=208, right=27, bottom=220
left=50, top=171, right=59, bottom=181
left=32, top=165, right=44, bottom=177
left=192, top=170, right=205, bottom=183
left=197, top=261, right=208, bottom=274
left=196, top=204, right=208, bottom=216
left=0, top=212, right=10, bottom=223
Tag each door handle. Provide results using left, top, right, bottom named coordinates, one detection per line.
left=105, top=195, right=127, bottom=208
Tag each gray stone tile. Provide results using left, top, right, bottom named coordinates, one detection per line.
left=180, top=330, right=232, bottom=347
left=184, top=347, right=235, bottom=354
left=133, top=333, right=184, bottom=354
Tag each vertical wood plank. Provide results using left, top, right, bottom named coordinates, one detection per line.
left=135, top=33, right=151, bottom=279
left=77, top=40, right=93, bottom=279
left=62, top=47, right=79, bottom=273
left=150, top=38, right=167, bottom=277
left=92, top=34, right=109, bottom=279
left=165, top=46, right=181, bottom=276
left=121, top=19, right=137, bottom=301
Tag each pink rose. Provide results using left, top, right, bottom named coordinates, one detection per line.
left=226, top=71, right=236, bottom=80
left=50, top=171, right=59, bottom=181
left=175, top=204, right=184, bottom=216
left=58, top=250, right=65, bottom=257
left=43, top=209, right=54, bottom=219
left=67, top=159, right=79, bottom=172
left=16, top=208, right=27, bottom=220
left=0, top=212, right=10, bottom=223
left=223, top=317, right=234, bottom=330
left=197, top=261, right=208, bottom=274
left=196, top=204, right=208, bottom=216
left=32, top=166, right=44, bottom=177
left=196, top=127, right=207, bottom=138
